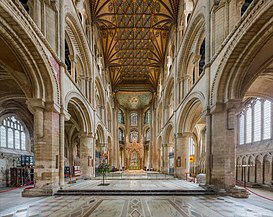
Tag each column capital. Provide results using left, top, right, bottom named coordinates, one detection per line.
left=176, top=132, right=191, bottom=138
left=45, top=101, right=60, bottom=113
left=225, top=99, right=242, bottom=111
left=60, top=107, right=71, bottom=121
left=26, top=98, right=44, bottom=108
left=81, top=132, right=95, bottom=139
left=211, top=99, right=242, bottom=114
left=26, top=98, right=45, bottom=114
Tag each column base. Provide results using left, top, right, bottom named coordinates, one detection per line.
left=22, top=184, right=58, bottom=197
left=225, top=186, right=250, bottom=198
left=82, top=176, right=92, bottom=180
left=201, top=185, right=249, bottom=198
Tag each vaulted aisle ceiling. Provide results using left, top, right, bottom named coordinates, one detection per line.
left=91, top=0, right=178, bottom=92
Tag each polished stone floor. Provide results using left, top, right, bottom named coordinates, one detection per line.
left=1, top=180, right=273, bottom=217
left=63, top=179, right=203, bottom=191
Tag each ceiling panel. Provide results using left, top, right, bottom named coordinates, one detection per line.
left=91, top=0, right=178, bottom=92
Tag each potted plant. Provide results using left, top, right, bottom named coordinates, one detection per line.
left=98, top=158, right=110, bottom=185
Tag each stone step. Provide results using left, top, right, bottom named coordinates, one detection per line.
left=55, top=189, right=216, bottom=196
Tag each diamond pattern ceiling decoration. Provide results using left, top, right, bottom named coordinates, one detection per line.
left=90, top=0, right=178, bottom=92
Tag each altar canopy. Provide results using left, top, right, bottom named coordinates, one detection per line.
left=126, top=142, right=143, bottom=170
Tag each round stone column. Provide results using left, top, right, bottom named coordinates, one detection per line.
left=80, top=133, right=95, bottom=179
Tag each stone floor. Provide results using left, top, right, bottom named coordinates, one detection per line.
left=1, top=180, right=273, bottom=217
left=63, top=179, right=203, bottom=191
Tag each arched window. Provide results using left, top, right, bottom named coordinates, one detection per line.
left=65, top=40, right=72, bottom=74
left=241, top=0, right=253, bottom=16
left=130, top=112, right=138, bottom=126
left=118, top=110, right=124, bottom=124
left=0, top=116, right=26, bottom=150
left=246, top=106, right=252, bottom=143
left=19, top=0, right=29, bottom=13
left=253, top=100, right=261, bottom=142
left=0, top=126, right=6, bottom=147
left=189, top=138, right=195, bottom=156
left=144, top=110, right=151, bottom=125
left=239, top=98, right=272, bottom=145
left=118, top=128, right=124, bottom=142
left=263, top=100, right=271, bottom=139
left=239, top=114, right=245, bottom=145
left=146, top=128, right=150, bottom=142
left=199, top=39, right=205, bottom=75
left=130, top=130, right=138, bottom=142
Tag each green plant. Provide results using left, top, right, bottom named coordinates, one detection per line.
left=98, top=159, right=110, bottom=185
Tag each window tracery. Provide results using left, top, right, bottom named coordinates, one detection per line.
left=0, top=116, right=26, bottom=150
left=130, top=112, right=138, bottom=126
left=239, top=98, right=271, bottom=145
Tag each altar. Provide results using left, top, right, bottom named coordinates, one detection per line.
left=128, top=150, right=140, bottom=170
left=125, top=142, right=143, bottom=170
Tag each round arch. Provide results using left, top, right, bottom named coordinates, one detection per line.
left=177, top=14, right=205, bottom=78
left=64, top=91, right=93, bottom=134
left=95, top=124, right=105, bottom=144
left=0, top=12, right=59, bottom=103
left=65, top=13, right=92, bottom=77
left=211, top=5, right=273, bottom=107
left=177, top=91, right=206, bottom=133
left=163, top=123, right=174, bottom=145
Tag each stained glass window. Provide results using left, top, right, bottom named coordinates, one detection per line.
left=263, top=100, right=271, bottom=139
left=146, top=129, right=150, bottom=141
left=253, top=100, right=261, bottom=142
left=118, top=110, right=124, bottom=124
left=246, top=107, right=252, bottom=143
left=130, top=112, right=138, bottom=126
left=239, top=114, right=245, bottom=145
left=0, top=126, right=6, bottom=147
left=0, top=116, right=26, bottom=150
left=239, top=98, right=272, bottom=145
left=189, top=138, right=195, bottom=156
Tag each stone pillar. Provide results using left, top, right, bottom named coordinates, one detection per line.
left=178, top=78, right=183, bottom=102
left=193, top=55, right=201, bottom=79
left=86, top=77, right=91, bottom=103
left=159, top=145, right=164, bottom=171
left=121, top=148, right=125, bottom=169
left=59, top=109, right=70, bottom=187
left=175, top=133, right=190, bottom=179
left=113, top=108, right=119, bottom=169
left=59, top=113, right=65, bottom=187
left=80, top=133, right=94, bottom=179
left=69, top=55, right=75, bottom=77
left=162, top=143, right=169, bottom=173
left=208, top=104, right=245, bottom=195
left=183, top=75, right=190, bottom=95
left=24, top=100, right=60, bottom=196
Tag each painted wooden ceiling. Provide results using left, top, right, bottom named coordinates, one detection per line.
left=116, top=91, right=153, bottom=109
left=91, top=0, right=178, bottom=92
